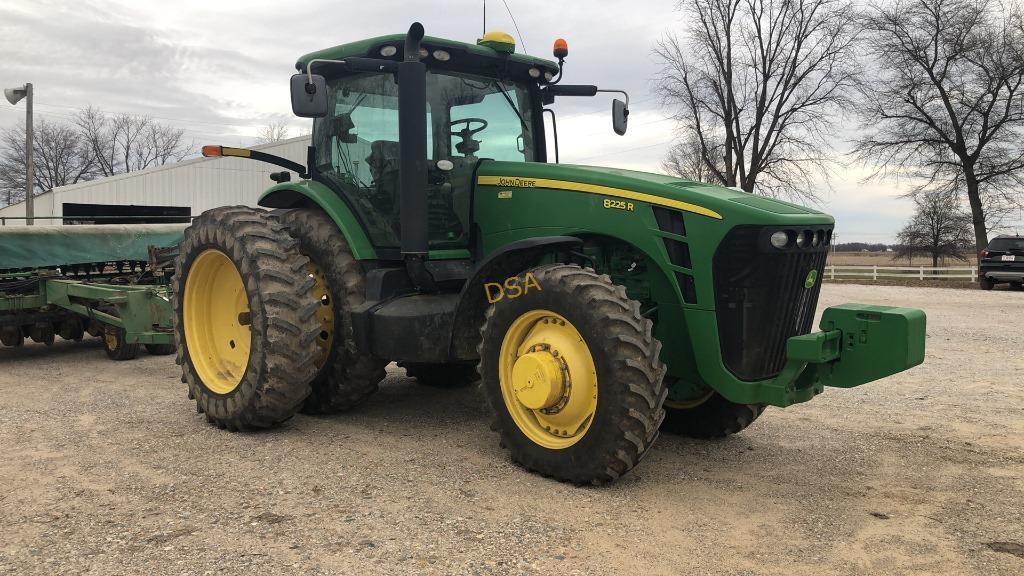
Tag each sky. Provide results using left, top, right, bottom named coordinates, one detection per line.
left=3, top=0, right=1017, bottom=242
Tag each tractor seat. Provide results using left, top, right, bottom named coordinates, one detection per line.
left=365, top=140, right=401, bottom=211
left=366, top=140, right=401, bottom=183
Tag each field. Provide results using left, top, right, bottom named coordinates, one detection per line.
left=1, top=284, right=1022, bottom=575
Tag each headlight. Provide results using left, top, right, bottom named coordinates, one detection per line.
left=528, top=67, right=541, bottom=78
left=379, top=45, right=398, bottom=57
left=812, top=230, right=822, bottom=247
left=432, top=49, right=451, bottom=61
left=796, top=230, right=812, bottom=248
left=770, top=230, right=791, bottom=249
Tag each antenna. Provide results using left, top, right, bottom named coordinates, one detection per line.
left=483, top=0, right=486, bottom=36
left=501, top=0, right=527, bottom=54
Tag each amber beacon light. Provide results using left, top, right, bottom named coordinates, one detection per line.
left=553, top=38, right=568, bottom=59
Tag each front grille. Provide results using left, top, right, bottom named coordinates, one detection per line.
left=713, top=226, right=830, bottom=381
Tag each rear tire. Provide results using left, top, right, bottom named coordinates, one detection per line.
left=400, top=362, right=480, bottom=388
left=980, top=277, right=995, bottom=290
left=660, top=391, right=765, bottom=438
left=173, top=206, right=320, bottom=431
left=479, top=264, right=667, bottom=484
left=1010, top=282, right=1022, bottom=290
left=280, top=208, right=387, bottom=414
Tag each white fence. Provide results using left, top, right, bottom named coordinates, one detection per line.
left=825, top=265, right=978, bottom=282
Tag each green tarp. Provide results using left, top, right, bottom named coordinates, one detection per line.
left=0, top=224, right=186, bottom=270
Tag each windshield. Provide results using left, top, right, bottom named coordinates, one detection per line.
left=312, top=71, right=535, bottom=248
left=989, top=238, right=1024, bottom=252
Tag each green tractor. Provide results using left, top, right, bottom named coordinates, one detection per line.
left=175, top=24, right=925, bottom=483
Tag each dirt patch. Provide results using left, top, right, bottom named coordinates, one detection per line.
left=1, top=284, right=1022, bottom=575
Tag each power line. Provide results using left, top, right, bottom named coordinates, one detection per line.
left=570, top=138, right=674, bottom=163
left=32, top=102, right=278, bottom=131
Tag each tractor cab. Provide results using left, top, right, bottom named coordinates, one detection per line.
left=286, top=26, right=628, bottom=260
left=309, top=62, right=538, bottom=249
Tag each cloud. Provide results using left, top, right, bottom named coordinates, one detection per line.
left=0, top=0, right=951, bottom=241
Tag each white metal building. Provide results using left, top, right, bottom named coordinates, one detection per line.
left=0, top=137, right=310, bottom=226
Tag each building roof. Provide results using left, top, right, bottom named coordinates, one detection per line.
left=0, top=136, right=309, bottom=211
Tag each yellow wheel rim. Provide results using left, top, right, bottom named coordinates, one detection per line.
left=308, top=263, right=334, bottom=370
left=498, top=310, right=597, bottom=449
left=104, top=330, right=118, bottom=351
left=183, top=249, right=252, bottom=395
left=665, top=390, right=715, bottom=410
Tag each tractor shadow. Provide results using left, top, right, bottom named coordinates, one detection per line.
left=295, top=364, right=786, bottom=488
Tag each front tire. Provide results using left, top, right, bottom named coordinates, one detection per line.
left=279, top=208, right=387, bottom=414
left=479, top=264, right=667, bottom=484
left=660, top=391, right=765, bottom=438
left=173, top=206, right=320, bottom=431
left=980, top=277, right=995, bottom=290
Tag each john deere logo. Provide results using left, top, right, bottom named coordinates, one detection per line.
left=804, top=269, right=818, bottom=289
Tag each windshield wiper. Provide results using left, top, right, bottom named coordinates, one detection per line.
left=492, top=80, right=530, bottom=133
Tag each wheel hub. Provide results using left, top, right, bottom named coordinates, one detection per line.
left=498, top=310, right=598, bottom=449
left=511, top=350, right=565, bottom=410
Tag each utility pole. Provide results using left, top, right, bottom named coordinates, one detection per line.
left=4, top=83, right=34, bottom=225
left=24, top=83, right=33, bottom=225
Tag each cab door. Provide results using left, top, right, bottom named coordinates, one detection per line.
left=425, top=72, right=537, bottom=251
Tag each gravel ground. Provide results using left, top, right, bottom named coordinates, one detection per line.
left=1, top=283, right=1022, bottom=575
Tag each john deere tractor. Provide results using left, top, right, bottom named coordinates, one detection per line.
left=175, top=24, right=925, bottom=483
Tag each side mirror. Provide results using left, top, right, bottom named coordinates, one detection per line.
left=613, top=99, right=629, bottom=135
left=291, top=73, right=328, bottom=118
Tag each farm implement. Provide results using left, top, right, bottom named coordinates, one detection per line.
left=0, top=224, right=184, bottom=359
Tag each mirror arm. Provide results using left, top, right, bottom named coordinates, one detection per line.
left=596, top=89, right=629, bottom=108
left=304, top=58, right=399, bottom=84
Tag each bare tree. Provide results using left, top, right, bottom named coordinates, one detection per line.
left=654, top=0, right=861, bottom=201
left=75, top=106, right=191, bottom=175
left=0, top=119, right=96, bottom=207
left=855, top=0, right=1024, bottom=258
left=662, top=133, right=726, bottom=183
left=258, top=120, right=291, bottom=144
left=894, top=189, right=974, bottom=266
left=76, top=106, right=118, bottom=177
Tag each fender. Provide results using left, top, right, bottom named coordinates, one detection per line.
left=448, top=236, right=583, bottom=360
left=259, top=180, right=377, bottom=260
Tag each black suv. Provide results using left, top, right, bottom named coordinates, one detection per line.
left=980, top=235, right=1024, bottom=290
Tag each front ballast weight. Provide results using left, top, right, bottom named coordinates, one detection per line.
left=699, top=304, right=927, bottom=408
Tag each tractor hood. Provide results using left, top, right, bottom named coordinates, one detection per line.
left=476, top=161, right=833, bottom=226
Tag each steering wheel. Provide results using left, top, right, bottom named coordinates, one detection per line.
left=450, top=118, right=489, bottom=137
